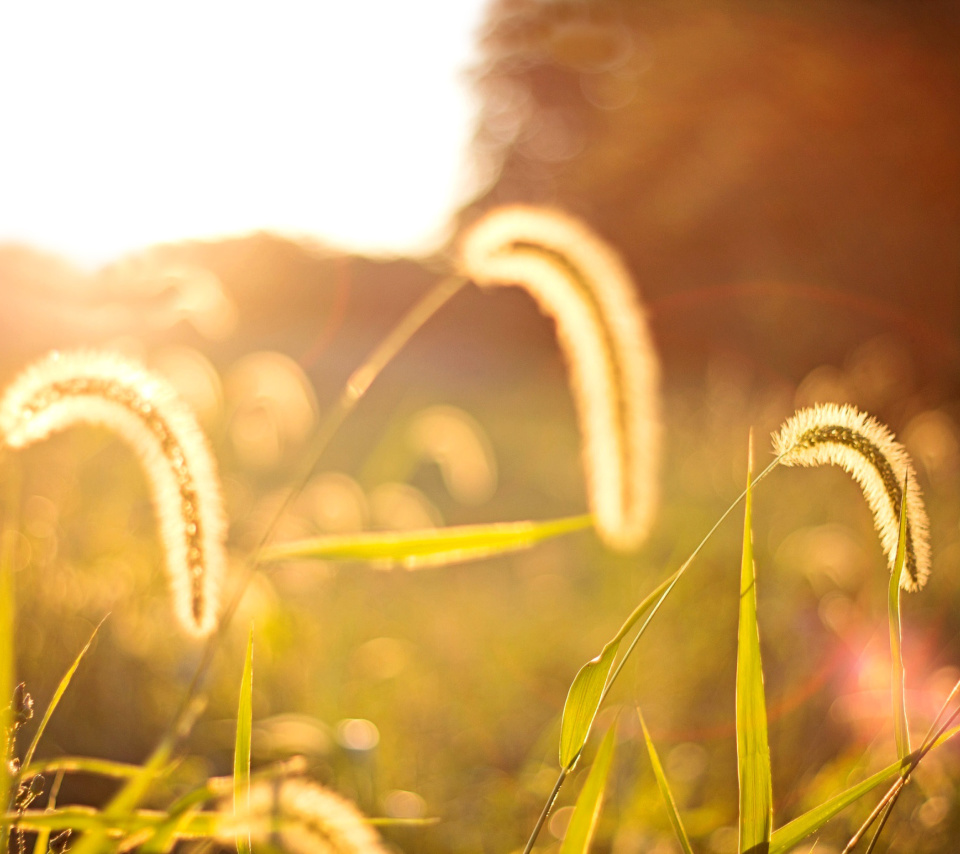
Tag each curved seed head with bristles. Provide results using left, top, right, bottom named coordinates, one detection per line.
left=772, top=403, right=930, bottom=591
left=458, top=205, right=661, bottom=551
left=221, top=778, right=389, bottom=854
left=0, top=350, right=227, bottom=635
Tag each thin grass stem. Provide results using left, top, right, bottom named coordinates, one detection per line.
left=841, top=778, right=903, bottom=854
left=522, top=767, right=567, bottom=854
left=164, top=275, right=466, bottom=754
left=863, top=788, right=901, bottom=854
left=601, top=456, right=780, bottom=702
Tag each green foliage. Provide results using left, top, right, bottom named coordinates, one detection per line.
left=234, top=627, right=255, bottom=854
left=639, top=710, right=694, bottom=854
left=559, top=721, right=617, bottom=854
left=261, top=515, right=592, bottom=570
left=735, top=445, right=773, bottom=854
left=559, top=571, right=675, bottom=770
left=2, top=237, right=960, bottom=854
left=22, top=617, right=104, bottom=774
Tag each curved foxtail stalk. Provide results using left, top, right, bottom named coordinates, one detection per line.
left=772, top=403, right=930, bottom=591
left=0, top=350, right=226, bottom=635
left=459, top=205, right=660, bottom=550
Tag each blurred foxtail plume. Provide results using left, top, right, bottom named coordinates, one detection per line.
left=220, top=777, right=389, bottom=854
left=459, top=204, right=660, bottom=550
left=0, top=350, right=227, bottom=634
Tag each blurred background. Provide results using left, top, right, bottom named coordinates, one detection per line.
left=3, top=1, right=960, bottom=852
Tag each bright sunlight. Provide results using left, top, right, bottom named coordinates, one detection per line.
left=0, top=1, right=486, bottom=267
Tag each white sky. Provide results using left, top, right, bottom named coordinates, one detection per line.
left=0, top=1, right=490, bottom=268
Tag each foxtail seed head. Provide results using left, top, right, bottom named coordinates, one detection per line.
left=0, top=350, right=227, bottom=634
left=458, top=205, right=660, bottom=550
left=222, top=778, right=389, bottom=854
left=772, top=403, right=930, bottom=591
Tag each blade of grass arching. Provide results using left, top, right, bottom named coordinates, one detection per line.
left=22, top=615, right=106, bottom=773
left=889, top=484, right=910, bottom=763
left=736, top=436, right=773, bottom=854
left=0, top=531, right=15, bottom=849
left=639, top=710, right=694, bottom=854
left=260, top=515, right=592, bottom=569
left=768, top=722, right=960, bottom=854
left=559, top=721, right=617, bottom=854
left=234, top=627, right=254, bottom=854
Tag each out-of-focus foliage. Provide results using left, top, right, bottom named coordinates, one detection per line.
left=469, top=0, right=960, bottom=387
left=2, top=2, right=960, bottom=852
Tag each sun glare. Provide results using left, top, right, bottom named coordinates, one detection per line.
left=0, top=1, right=487, bottom=268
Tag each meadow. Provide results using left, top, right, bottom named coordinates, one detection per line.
left=2, top=206, right=960, bottom=854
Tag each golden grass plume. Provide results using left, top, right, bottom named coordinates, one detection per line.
left=772, top=403, right=930, bottom=591
left=0, top=350, right=227, bottom=634
left=458, top=205, right=660, bottom=550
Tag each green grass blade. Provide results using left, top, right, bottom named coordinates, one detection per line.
left=22, top=616, right=106, bottom=772
left=4, top=807, right=192, bottom=836
left=258, top=515, right=592, bottom=569
left=557, top=455, right=785, bottom=780
left=889, top=484, right=910, bottom=763
left=0, top=531, right=14, bottom=848
left=639, top=711, right=694, bottom=854
left=769, top=723, right=960, bottom=854
left=234, top=626, right=254, bottom=854
left=559, top=572, right=675, bottom=770
left=559, top=721, right=617, bottom=854
left=736, top=439, right=773, bottom=854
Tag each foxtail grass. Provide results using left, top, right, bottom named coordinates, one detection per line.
left=772, top=403, right=930, bottom=590
left=0, top=350, right=227, bottom=635
left=459, top=205, right=660, bottom=551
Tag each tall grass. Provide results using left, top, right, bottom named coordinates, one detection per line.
left=1, top=205, right=959, bottom=854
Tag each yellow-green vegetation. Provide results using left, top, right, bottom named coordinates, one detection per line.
left=2, top=206, right=960, bottom=854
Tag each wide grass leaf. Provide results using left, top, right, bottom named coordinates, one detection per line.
left=559, top=572, right=675, bottom=769
left=559, top=721, right=617, bottom=854
left=736, top=441, right=772, bottom=853
left=639, top=711, right=694, bottom=854
left=889, top=485, right=910, bottom=762
left=560, top=645, right=618, bottom=770
left=234, top=627, right=255, bottom=854
left=259, top=515, right=592, bottom=569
